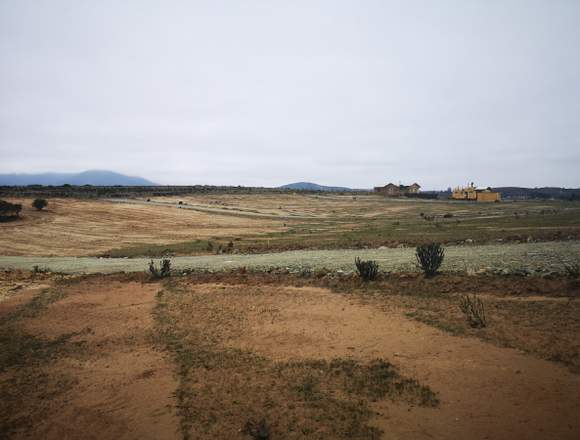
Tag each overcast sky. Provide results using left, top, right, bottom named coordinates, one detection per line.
left=1, top=1, right=579, bottom=189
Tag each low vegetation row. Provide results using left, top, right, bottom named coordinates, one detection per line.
left=0, top=200, right=22, bottom=222
left=0, top=198, right=48, bottom=222
left=0, top=185, right=367, bottom=199
left=147, top=240, right=579, bottom=338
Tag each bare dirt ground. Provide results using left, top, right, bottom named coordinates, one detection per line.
left=202, top=282, right=579, bottom=439
left=1, top=272, right=579, bottom=439
left=0, top=274, right=179, bottom=439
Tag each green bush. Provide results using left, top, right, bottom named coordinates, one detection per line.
left=415, top=243, right=444, bottom=277
left=0, top=200, right=22, bottom=221
left=355, top=257, right=379, bottom=281
left=32, top=198, right=48, bottom=211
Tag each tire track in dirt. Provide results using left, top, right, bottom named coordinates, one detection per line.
left=10, top=278, right=180, bottom=440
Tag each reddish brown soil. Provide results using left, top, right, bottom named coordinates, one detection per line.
left=0, top=270, right=57, bottom=308
left=203, top=282, right=579, bottom=439
left=5, top=278, right=180, bottom=440
left=1, top=273, right=579, bottom=439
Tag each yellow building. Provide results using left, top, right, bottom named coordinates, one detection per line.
left=452, top=183, right=501, bottom=202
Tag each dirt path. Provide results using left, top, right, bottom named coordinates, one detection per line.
left=218, top=284, right=580, bottom=440
left=110, top=198, right=314, bottom=220
left=1, top=240, right=579, bottom=274
left=10, top=279, right=180, bottom=440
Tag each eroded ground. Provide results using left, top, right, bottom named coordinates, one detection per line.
left=1, top=271, right=579, bottom=439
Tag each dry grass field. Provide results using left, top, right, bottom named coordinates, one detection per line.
left=1, top=271, right=579, bottom=439
left=0, top=198, right=288, bottom=256
left=1, top=194, right=579, bottom=257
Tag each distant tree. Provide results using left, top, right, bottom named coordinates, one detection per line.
left=32, top=198, right=48, bottom=211
left=0, top=199, right=22, bottom=221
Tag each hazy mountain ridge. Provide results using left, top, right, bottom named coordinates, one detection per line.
left=279, top=182, right=360, bottom=192
left=0, top=170, right=156, bottom=186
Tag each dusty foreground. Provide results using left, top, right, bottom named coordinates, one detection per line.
left=1, top=272, right=579, bottom=439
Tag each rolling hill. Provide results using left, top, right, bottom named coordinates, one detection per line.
left=279, top=182, right=356, bottom=192
left=0, top=170, right=156, bottom=186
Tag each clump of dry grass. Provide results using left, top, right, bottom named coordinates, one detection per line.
left=563, top=261, right=580, bottom=278
left=459, top=294, right=487, bottom=328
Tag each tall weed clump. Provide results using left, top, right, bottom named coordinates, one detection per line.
left=415, top=243, right=444, bottom=277
left=459, top=294, right=487, bottom=328
left=563, top=261, right=580, bottom=278
left=149, top=257, right=172, bottom=279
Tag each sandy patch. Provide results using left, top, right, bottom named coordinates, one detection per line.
left=13, top=278, right=180, bottom=440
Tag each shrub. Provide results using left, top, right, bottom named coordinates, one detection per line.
left=32, top=198, right=48, bottom=211
left=32, top=265, right=50, bottom=274
left=355, top=257, right=379, bottom=281
left=243, top=418, right=270, bottom=440
left=148, top=257, right=171, bottom=278
left=563, top=261, right=580, bottom=278
left=459, top=294, right=487, bottom=328
left=0, top=200, right=22, bottom=221
left=415, top=243, right=445, bottom=277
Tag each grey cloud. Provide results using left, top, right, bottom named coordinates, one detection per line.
left=1, top=0, right=579, bottom=189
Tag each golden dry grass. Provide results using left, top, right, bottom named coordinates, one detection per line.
left=1, top=194, right=579, bottom=257
left=0, top=198, right=288, bottom=256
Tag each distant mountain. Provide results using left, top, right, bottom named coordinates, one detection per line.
left=0, top=170, right=156, bottom=186
left=279, top=182, right=356, bottom=192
